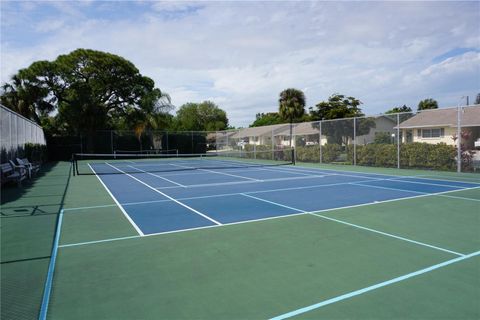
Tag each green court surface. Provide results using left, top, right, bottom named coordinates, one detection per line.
left=1, top=162, right=479, bottom=319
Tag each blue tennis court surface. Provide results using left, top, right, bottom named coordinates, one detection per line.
left=88, top=163, right=480, bottom=236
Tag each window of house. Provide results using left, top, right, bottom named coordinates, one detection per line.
left=420, top=128, right=444, bottom=138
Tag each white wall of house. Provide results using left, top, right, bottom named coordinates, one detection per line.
left=401, top=127, right=456, bottom=145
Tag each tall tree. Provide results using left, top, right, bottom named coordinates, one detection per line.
left=385, top=105, right=412, bottom=114
left=174, top=101, right=228, bottom=131
left=310, top=94, right=362, bottom=120
left=249, top=112, right=284, bottom=127
left=417, top=98, right=438, bottom=111
left=1, top=74, right=54, bottom=124
left=2, top=49, right=169, bottom=152
left=310, top=94, right=375, bottom=145
left=278, top=88, right=306, bottom=147
left=385, top=105, right=413, bottom=123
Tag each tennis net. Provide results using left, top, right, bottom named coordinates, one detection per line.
left=113, top=149, right=179, bottom=156
left=72, top=148, right=294, bottom=175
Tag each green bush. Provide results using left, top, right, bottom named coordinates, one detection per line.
left=295, top=145, right=320, bottom=163
left=352, top=142, right=456, bottom=171
left=321, top=144, right=342, bottom=163
left=400, top=142, right=456, bottom=171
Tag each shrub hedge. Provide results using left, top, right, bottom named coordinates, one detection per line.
left=294, top=142, right=457, bottom=171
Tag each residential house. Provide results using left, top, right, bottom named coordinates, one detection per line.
left=396, top=105, right=480, bottom=149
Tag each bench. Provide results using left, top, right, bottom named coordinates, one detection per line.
left=16, top=158, right=40, bottom=178
left=0, top=162, right=27, bottom=186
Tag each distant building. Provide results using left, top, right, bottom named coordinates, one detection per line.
left=396, top=105, right=480, bottom=149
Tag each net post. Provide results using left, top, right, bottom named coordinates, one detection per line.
left=71, top=154, right=76, bottom=176
left=291, top=147, right=296, bottom=165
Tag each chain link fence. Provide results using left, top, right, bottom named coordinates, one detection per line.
left=215, top=105, right=480, bottom=173
left=0, top=105, right=46, bottom=163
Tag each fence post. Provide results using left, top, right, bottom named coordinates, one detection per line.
left=110, top=131, right=114, bottom=154
left=166, top=131, right=169, bottom=151
left=271, top=128, right=274, bottom=159
left=457, top=106, right=461, bottom=173
left=397, top=114, right=400, bottom=169
left=292, top=124, right=296, bottom=164
left=319, top=121, right=322, bottom=164
left=353, top=117, right=356, bottom=166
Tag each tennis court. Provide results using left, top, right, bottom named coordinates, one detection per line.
left=16, top=154, right=480, bottom=319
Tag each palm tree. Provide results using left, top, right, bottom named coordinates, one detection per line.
left=131, top=90, right=172, bottom=150
left=278, top=88, right=306, bottom=147
left=1, top=75, right=53, bottom=124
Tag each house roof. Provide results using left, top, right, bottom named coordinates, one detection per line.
left=230, top=123, right=288, bottom=138
left=277, top=122, right=320, bottom=136
left=396, top=105, right=480, bottom=129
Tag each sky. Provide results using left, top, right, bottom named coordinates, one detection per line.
left=1, top=1, right=479, bottom=127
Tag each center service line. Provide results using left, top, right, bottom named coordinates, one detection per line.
left=170, top=163, right=262, bottom=182
left=105, top=163, right=222, bottom=225
left=127, top=165, right=186, bottom=187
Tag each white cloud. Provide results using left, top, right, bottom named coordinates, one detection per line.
left=1, top=1, right=479, bottom=126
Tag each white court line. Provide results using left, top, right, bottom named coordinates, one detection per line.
left=170, top=163, right=261, bottom=181
left=353, top=181, right=480, bottom=203
left=63, top=178, right=480, bottom=212
left=64, top=203, right=117, bottom=211
left=127, top=165, right=186, bottom=187
left=59, top=235, right=141, bottom=248
left=239, top=193, right=465, bottom=256
left=155, top=174, right=328, bottom=189
left=280, top=165, right=480, bottom=186
left=255, top=166, right=322, bottom=176
left=379, top=177, right=477, bottom=189
left=270, top=250, right=480, bottom=320
left=351, top=182, right=457, bottom=196
left=311, top=213, right=464, bottom=256
left=105, top=163, right=222, bottom=226
left=88, top=164, right=144, bottom=236
left=241, top=193, right=304, bottom=213
left=416, top=174, right=480, bottom=184
left=59, top=184, right=480, bottom=248
left=437, top=194, right=480, bottom=202
left=60, top=212, right=307, bottom=248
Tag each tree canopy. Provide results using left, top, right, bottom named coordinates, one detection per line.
left=249, top=112, right=284, bottom=127
left=1, top=49, right=171, bottom=151
left=417, top=98, right=438, bottom=111
left=385, top=105, right=412, bottom=114
left=309, top=94, right=362, bottom=120
left=278, top=88, right=306, bottom=123
left=173, top=101, right=228, bottom=132
left=310, top=94, right=375, bottom=145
